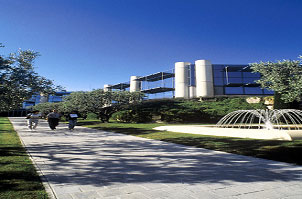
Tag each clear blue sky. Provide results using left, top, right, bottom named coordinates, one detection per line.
left=1, top=0, right=302, bottom=91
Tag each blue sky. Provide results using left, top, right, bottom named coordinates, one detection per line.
left=1, top=0, right=302, bottom=91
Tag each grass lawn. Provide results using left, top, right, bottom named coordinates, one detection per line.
left=78, top=120, right=302, bottom=165
left=0, top=117, right=48, bottom=199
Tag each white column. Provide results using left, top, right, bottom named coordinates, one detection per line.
left=189, top=64, right=196, bottom=99
left=195, top=60, right=214, bottom=98
left=175, top=62, right=190, bottom=99
left=104, top=84, right=111, bottom=92
left=40, top=93, right=48, bottom=103
left=189, top=86, right=196, bottom=98
left=130, top=76, right=141, bottom=92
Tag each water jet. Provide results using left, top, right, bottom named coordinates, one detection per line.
left=154, top=109, right=302, bottom=141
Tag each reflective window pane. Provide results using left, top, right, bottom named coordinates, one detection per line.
left=244, top=87, right=263, bottom=94
left=225, top=87, right=244, bottom=94
left=243, top=72, right=260, bottom=78
left=264, top=89, right=274, bottom=94
left=214, top=86, right=224, bottom=95
left=243, top=77, right=259, bottom=84
left=228, top=78, right=242, bottom=84
left=214, top=77, right=224, bottom=85
left=212, top=65, right=225, bottom=70
left=227, top=72, right=242, bottom=77
left=213, top=70, right=225, bottom=77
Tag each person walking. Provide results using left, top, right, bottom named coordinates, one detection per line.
left=26, top=110, right=41, bottom=130
left=47, top=109, right=60, bottom=130
left=67, top=111, right=79, bottom=130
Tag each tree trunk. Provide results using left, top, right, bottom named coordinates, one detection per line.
left=273, top=92, right=292, bottom=109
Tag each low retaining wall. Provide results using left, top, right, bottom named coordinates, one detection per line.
left=153, top=125, right=302, bottom=141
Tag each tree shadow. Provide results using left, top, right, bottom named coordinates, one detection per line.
left=8, top=117, right=302, bottom=192
left=77, top=121, right=101, bottom=126
left=161, top=137, right=302, bottom=165
left=0, top=147, right=28, bottom=157
left=85, top=124, right=302, bottom=166
left=21, top=134, right=302, bottom=187
left=91, top=126, right=156, bottom=135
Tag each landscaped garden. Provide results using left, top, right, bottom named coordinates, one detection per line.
left=0, top=117, right=48, bottom=199
left=32, top=96, right=302, bottom=166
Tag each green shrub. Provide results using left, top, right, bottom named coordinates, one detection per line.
left=273, top=92, right=294, bottom=109
left=112, top=110, right=133, bottom=122
left=164, top=98, right=266, bottom=123
left=60, top=116, right=67, bottom=122
left=160, top=108, right=203, bottom=123
left=131, top=111, right=153, bottom=123
left=86, top=112, right=98, bottom=120
left=112, top=110, right=152, bottom=123
left=112, top=97, right=266, bottom=124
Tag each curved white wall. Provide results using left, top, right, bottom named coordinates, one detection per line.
left=195, top=60, right=214, bottom=98
left=175, top=62, right=190, bottom=99
left=130, top=76, right=141, bottom=92
left=103, top=84, right=111, bottom=92
left=189, top=86, right=196, bottom=98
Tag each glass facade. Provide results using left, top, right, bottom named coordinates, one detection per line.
left=189, top=64, right=196, bottom=86
left=212, top=64, right=273, bottom=95
left=23, top=92, right=72, bottom=109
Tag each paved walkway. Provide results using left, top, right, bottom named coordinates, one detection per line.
left=9, top=117, right=302, bottom=199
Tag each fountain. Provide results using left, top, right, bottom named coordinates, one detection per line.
left=154, top=109, right=302, bottom=141
left=216, top=109, right=302, bottom=130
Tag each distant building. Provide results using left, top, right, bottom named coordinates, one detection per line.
left=104, top=59, right=273, bottom=99
left=23, top=91, right=72, bottom=109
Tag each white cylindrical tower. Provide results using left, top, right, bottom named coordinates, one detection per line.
left=130, top=76, right=141, bottom=92
left=175, top=62, right=190, bottom=99
left=40, top=93, right=48, bottom=103
left=189, top=86, right=196, bottom=98
left=195, top=60, right=214, bottom=98
left=104, top=84, right=112, bottom=92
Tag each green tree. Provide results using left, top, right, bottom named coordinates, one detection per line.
left=0, top=47, right=61, bottom=112
left=33, top=102, right=63, bottom=117
left=250, top=57, right=302, bottom=107
left=59, top=89, right=144, bottom=122
left=87, top=90, right=144, bottom=122
left=61, top=92, right=89, bottom=117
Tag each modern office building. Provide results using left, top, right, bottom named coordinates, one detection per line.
left=22, top=91, right=72, bottom=109
left=105, top=59, right=273, bottom=99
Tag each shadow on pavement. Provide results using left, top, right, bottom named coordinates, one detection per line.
left=8, top=117, right=302, bottom=188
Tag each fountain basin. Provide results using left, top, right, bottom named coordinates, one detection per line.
left=153, top=125, right=302, bottom=141
left=154, top=109, right=302, bottom=141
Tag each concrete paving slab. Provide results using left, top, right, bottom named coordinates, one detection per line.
left=9, top=117, right=302, bottom=199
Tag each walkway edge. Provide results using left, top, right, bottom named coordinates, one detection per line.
left=9, top=118, right=57, bottom=199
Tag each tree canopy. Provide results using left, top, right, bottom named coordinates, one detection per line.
left=0, top=45, right=61, bottom=112
left=33, top=89, right=144, bottom=122
left=250, top=57, right=302, bottom=103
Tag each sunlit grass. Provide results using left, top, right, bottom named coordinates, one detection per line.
left=0, top=117, right=48, bottom=199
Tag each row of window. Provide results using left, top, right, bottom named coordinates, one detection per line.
left=214, top=86, right=274, bottom=95
left=211, top=65, right=273, bottom=95
left=23, top=92, right=71, bottom=109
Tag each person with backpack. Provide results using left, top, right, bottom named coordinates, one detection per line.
left=47, top=109, right=61, bottom=130
left=66, top=111, right=79, bottom=130
left=26, top=110, right=41, bottom=130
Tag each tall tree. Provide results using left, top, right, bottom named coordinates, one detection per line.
left=250, top=57, right=302, bottom=107
left=61, top=91, right=89, bottom=117
left=0, top=47, right=61, bottom=112
left=58, top=90, right=144, bottom=122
